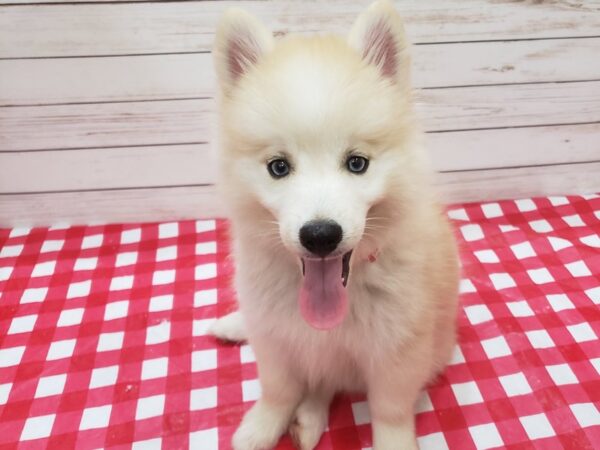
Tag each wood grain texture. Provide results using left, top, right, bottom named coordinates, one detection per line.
left=416, top=80, right=600, bottom=132
left=1, top=0, right=599, bottom=57
left=3, top=82, right=599, bottom=151
left=0, top=99, right=214, bottom=151
left=0, top=145, right=216, bottom=193
left=1, top=0, right=598, bottom=226
left=428, top=123, right=600, bottom=172
left=0, top=185, right=221, bottom=227
left=437, top=162, right=600, bottom=203
left=0, top=55, right=212, bottom=106
left=3, top=38, right=600, bottom=106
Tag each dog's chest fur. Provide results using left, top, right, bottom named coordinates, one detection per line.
left=235, top=242, right=427, bottom=393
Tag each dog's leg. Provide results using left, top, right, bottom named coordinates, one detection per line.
left=367, top=350, right=431, bottom=450
left=208, top=310, right=247, bottom=342
left=232, top=344, right=303, bottom=450
left=371, top=419, right=417, bottom=450
left=289, top=390, right=333, bottom=450
left=370, top=388, right=419, bottom=450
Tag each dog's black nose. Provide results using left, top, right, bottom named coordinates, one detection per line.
left=299, top=220, right=343, bottom=257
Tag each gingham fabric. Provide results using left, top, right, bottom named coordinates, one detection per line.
left=1, top=195, right=599, bottom=450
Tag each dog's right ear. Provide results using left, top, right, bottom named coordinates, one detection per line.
left=213, top=8, right=273, bottom=95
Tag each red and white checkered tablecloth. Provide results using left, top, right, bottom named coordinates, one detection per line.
left=1, top=195, right=599, bottom=450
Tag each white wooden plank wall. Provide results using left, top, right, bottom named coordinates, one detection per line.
left=0, top=0, right=599, bottom=226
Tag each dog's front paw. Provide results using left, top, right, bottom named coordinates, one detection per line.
left=208, top=311, right=247, bottom=342
left=232, top=423, right=277, bottom=450
left=232, top=400, right=288, bottom=450
left=289, top=396, right=329, bottom=450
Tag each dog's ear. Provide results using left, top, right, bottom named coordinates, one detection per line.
left=348, top=0, right=410, bottom=86
left=213, top=8, right=273, bottom=94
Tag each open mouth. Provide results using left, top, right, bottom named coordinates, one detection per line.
left=301, top=250, right=352, bottom=285
left=299, top=250, right=353, bottom=330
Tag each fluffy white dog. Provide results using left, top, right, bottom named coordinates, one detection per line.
left=210, top=1, right=460, bottom=448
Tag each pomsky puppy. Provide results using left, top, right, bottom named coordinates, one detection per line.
left=209, top=1, right=460, bottom=448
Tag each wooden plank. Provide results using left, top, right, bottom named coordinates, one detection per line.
left=0, top=55, right=211, bottom=106
left=0, top=144, right=216, bottom=193
left=1, top=162, right=598, bottom=227
left=3, top=38, right=600, bottom=106
left=3, top=82, right=599, bottom=151
left=1, top=123, right=597, bottom=193
left=414, top=38, right=600, bottom=89
left=437, top=162, right=600, bottom=203
left=427, top=123, right=600, bottom=172
left=0, top=185, right=222, bottom=228
left=416, top=80, right=600, bottom=132
left=1, top=0, right=600, bottom=57
left=0, top=99, right=214, bottom=151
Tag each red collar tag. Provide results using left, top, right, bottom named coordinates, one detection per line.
left=368, top=250, right=378, bottom=263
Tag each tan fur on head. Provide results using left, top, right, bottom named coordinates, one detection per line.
left=212, top=2, right=459, bottom=449
left=214, top=1, right=425, bottom=250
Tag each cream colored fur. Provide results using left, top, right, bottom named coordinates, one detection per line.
left=210, top=1, right=460, bottom=449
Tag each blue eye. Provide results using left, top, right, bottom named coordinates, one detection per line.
left=267, top=159, right=291, bottom=178
left=347, top=156, right=369, bottom=174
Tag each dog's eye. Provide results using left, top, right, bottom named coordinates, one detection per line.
left=267, top=159, right=291, bottom=178
left=346, top=156, right=369, bottom=174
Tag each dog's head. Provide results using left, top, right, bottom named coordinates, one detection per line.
left=215, top=1, right=424, bottom=329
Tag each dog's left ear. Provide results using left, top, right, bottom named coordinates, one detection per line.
left=213, top=8, right=274, bottom=95
left=348, top=0, right=410, bottom=86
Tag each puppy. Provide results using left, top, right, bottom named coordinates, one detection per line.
left=210, top=1, right=459, bottom=448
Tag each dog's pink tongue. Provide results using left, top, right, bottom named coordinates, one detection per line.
left=299, top=257, right=348, bottom=330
